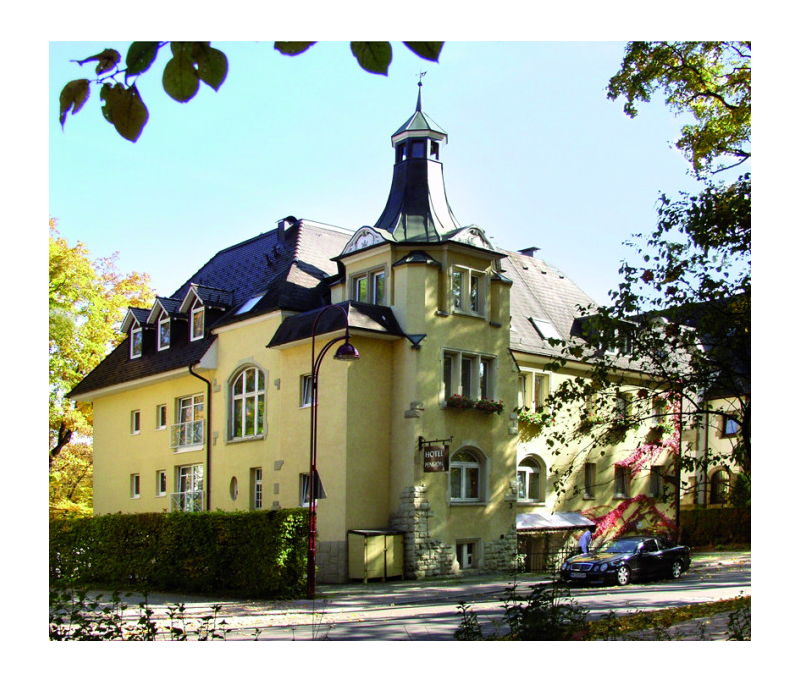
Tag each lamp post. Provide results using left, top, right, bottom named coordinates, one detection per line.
left=307, top=304, right=360, bottom=599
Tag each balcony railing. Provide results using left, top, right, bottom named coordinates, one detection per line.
left=169, top=491, right=204, bottom=512
left=170, top=419, right=204, bottom=449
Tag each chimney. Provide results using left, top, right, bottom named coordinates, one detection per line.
left=277, top=215, right=297, bottom=244
left=518, top=246, right=540, bottom=257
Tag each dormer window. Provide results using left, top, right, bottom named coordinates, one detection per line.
left=157, top=311, right=171, bottom=351
left=130, top=324, right=143, bottom=359
left=191, top=302, right=205, bottom=341
left=452, top=267, right=486, bottom=316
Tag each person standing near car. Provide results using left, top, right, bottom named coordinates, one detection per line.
left=579, top=526, right=595, bottom=554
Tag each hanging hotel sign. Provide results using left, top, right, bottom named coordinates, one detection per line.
left=419, top=435, right=453, bottom=473
left=423, top=444, right=449, bottom=472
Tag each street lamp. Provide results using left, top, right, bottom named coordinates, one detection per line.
left=307, top=304, right=360, bottom=599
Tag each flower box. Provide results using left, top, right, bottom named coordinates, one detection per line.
left=474, top=398, right=504, bottom=415
left=446, top=394, right=476, bottom=409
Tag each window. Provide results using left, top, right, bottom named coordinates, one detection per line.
left=230, top=367, right=266, bottom=439
left=518, top=371, right=550, bottom=412
left=171, top=395, right=204, bottom=449
left=156, top=470, right=167, bottom=497
left=455, top=541, right=477, bottom=570
left=157, top=311, right=171, bottom=351
left=130, top=474, right=140, bottom=499
left=517, top=456, right=544, bottom=502
left=450, top=451, right=481, bottom=502
left=584, top=462, right=596, bottom=498
left=722, top=415, right=740, bottom=437
left=352, top=269, right=386, bottom=305
left=614, top=465, right=631, bottom=498
left=443, top=351, right=496, bottom=401
left=452, top=267, right=485, bottom=315
left=411, top=140, right=426, bottom=158
left=650, top=465, right=664, bottom=498
left=615, top=393, right=631, bottom=421
left=709, top=469, right=729, bottom=505
left=131, top=410, right=141, bottom=435
left=229, top=477, right=239, bottom=501
left=252, top=468, right=263, bottom=510
left=130, top=324, right=143, bottom=359
left=171, top=464, right=204, bottom=512
left=652, top=397, right=668, bottom=426
left=156, top=404, right=167, bottom=430
left=300, top=472, right=327, bottom=507
left=300, top=374, right=314, bottom=408
left=191, top=301, right=205, bottom=341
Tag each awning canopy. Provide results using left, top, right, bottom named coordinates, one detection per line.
left=516, top=512, right=595, bottom=533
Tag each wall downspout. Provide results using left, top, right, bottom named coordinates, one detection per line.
left=189, top=363, right=212, bottom=511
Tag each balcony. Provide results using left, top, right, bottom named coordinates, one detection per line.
left=170, top=419, right=204, bottom=450
left=169, top=491, right=204, bottom=512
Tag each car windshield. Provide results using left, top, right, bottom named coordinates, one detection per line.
left=598, top=539, right=640, bottom=554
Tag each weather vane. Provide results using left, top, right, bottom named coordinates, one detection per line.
left=417, top=71, right=427, bottom=86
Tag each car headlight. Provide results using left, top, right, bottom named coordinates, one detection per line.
left=600, top=563, right=608, bottom=572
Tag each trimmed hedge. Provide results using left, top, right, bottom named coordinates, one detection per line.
left=50, top=509, right=308, bottom=598
left=679, top=507, right=750, bottom=547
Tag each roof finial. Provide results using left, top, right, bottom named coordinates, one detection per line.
left=416, top=71, right=427, bottom=112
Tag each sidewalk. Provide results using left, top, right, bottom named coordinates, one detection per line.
left=73, top=550, right=749, bottom=640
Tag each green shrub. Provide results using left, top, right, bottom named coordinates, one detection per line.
left=679, top=507, right=750, bottom=547
left=50, top=509, right=308, bottom=599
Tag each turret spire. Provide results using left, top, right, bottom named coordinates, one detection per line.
left=373, top=84, right=461, bottom=241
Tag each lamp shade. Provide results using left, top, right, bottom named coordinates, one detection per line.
left=334, top=340, right=360, bottom=361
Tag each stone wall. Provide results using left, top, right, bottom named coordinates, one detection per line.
left=316, top=540, right=347, bottom=584
left=390, top=485, right=516, bottom=578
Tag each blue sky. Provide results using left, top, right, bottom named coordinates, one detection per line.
left=49, top=40, right=720, bottom=306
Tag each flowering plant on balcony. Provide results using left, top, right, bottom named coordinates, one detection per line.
left=475, top=398, right=504, bottom=414
left=515, top=407, right=553, bottom=426
left=446, top=394, right=476, bottom=409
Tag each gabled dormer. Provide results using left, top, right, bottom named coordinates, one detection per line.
left=121, top=307, right=150, bottom=359
left=146, top=297, right=182, bottom=351
left=179, top=283, right=234, bottom=341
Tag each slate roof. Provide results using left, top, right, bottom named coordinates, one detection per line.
left=501, top=248, right=597, bottom=358
left=69, top=219, right=351, bottom=399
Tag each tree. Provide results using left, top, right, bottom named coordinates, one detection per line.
left=58, top=41, right=444, bottom=142
left=49, top=219, right=154, bottom=515
left=543, top=41, right=750, bottom=536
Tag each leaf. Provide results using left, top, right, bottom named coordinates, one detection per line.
left=274, top=41, right=316, bottom=56
left=163, top=42, right=199, bottom=102
left=350, top=41, right=392, bottom=75
left=403, top=42, right=443, bottom=62
left=100, top=83, right=149, bottom=142
left=59, top=79, right=90, bottom=129
left=76, top=48, right=121, bottom=75
left=193, top=44, right=228, bottom=91
left=126, top=42, right=160, bottom=77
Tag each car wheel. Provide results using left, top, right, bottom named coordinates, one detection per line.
left=616, top=565, right=631, bottom=586
left=670, top=560, right=683, bottom=579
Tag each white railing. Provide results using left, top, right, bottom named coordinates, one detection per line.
left=169, top=491, right=204, bottom=512
left=170, top=419, right=204, bottom=449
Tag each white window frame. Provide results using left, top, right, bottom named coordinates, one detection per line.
left=157, top=311, right=171, bottom=351
left=449, top=451, right=482, bottom=503
left=455, top=541, right=479, bottom=569
left=518, top=369, right=551, bottom=412
left=171, top=394, right=204, bottom=450
left=156, top=404, right=167, bottom=430
left=230, top=367, right=266, bottom=440
left=517, top=455, right=545, bottom=503
left=191, top=301, right=205, bottom=341
left=171, top=464, right=204, bottom=512
left=156, top=470, right=167, bottom=497
left=300, top=374, right=314, bottom=408
left=252, top=468, right=263, bottom=510
left=443, top=350, right=496, bottom=401
left=130, top=324, right=143, bottom=359
left=452, top=266, right=486, bottom=316
left=352, top=268, right=386, bottom=305
left=130, top=473, right=140, bottom=499
left=131, top=409, right=141, bottom=435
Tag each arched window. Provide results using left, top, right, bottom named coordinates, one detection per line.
left=517, top=455, right=545, bottom=502
left=230, top=367, right=266, bottom=439
left=450, top=451, right=482, bottom=502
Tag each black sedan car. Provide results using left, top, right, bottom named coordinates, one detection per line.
left=560, top=535, right=691, bottom=586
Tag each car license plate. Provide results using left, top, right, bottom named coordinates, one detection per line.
left=570, top=572, right=586, bottom=578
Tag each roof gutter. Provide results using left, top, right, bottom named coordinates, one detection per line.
left=189, top=363, right=212, bottom=512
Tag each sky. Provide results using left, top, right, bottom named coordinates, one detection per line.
left=49, top=40, right=723, bottom=306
